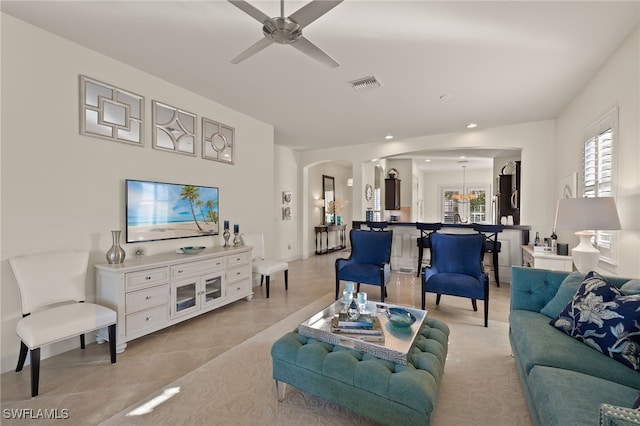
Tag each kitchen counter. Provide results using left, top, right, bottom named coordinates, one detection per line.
left=351, top=221, right=532, bottom=283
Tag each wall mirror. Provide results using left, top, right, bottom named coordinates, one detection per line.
left=152, top=101, right=196, bottom=156
left=79, top=75, right=144, bottom=145
left=322, top=175, right=335, bottom=225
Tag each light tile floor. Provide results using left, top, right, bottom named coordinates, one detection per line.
left=0, top=250, right=511, bottom=425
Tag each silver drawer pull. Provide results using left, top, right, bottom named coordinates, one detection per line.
left=145, top=276, right=151, bottom=280
left=146, top=296, right=151, bottom=300
left=177, top=269, right=183, bottom=273
left=145, top=316, right=152, bottom=321
left=236, top=271, right=241, bottom=276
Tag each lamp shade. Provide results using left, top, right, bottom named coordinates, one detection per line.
left=555, top=197, right=621, bottom=231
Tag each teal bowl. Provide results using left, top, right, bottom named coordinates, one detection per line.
left=181, top=246, right=206, bottom=255
left=385, top=307, right=416, bottom=327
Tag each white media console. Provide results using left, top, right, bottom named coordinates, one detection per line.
left=95, top=245, right=253, bottom=352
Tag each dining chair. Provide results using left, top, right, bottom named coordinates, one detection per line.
left=415, top=222, right=442, bottom=276
left=422, top=232, right=489, bottom=327
left=335, top=229, right=393, bottom=302
left=472, top=224, right=504, bottom=287
left=8, top=250, right=117, bottom=397
left=241, top=233, right=288, bottom=298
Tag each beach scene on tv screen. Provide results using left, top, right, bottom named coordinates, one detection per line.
left=127, top=180, right=219, bottom=243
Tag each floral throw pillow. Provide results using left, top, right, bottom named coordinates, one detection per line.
left=550, top=271, right=640, bottom=371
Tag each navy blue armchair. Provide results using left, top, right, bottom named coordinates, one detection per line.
left=422, top=232, right=489, bottom=327
left=335, top=229, right=393, bottom=302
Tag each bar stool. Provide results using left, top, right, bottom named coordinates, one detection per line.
left=472, top=224, right=504, bottom=287
left=366, top=221, right=388, bottom=231
left=415, top=222, right=442, bottom=276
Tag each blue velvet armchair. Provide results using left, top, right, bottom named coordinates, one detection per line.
left=335, top=229, right=393, bottom=302
left=422, top=232, right=489, bottom=327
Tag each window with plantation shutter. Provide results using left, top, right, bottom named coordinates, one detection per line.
left=582, top=107, right=618, bottom=269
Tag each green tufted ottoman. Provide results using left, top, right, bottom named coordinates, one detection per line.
left=271, top=317, right=449, bottom=426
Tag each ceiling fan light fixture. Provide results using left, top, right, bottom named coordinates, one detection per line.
left=349, top=75, right=381, bottom=91
left=263, top=17, right=302, bottom=44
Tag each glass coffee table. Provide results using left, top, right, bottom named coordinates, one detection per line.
left=298, top=300, right=427, bottom=365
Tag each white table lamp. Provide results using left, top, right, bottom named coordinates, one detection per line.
left=555, top=197, right=621, bottom=274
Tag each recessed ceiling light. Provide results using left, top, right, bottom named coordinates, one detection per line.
left=466, top=123, right=478, bottom=129
left=385, top=135, right=394, bottom=140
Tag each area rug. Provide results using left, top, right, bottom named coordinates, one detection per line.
left=101, top=293, right=531, bottom=426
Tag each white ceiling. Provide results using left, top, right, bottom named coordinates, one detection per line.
left=3, top=0, right=639, bottom=161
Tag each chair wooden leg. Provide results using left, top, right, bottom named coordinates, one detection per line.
left=356, top=283, right=360, bottom=293
left=436, top=294, right=441, bottom=305
left=421, top=281, right=426, bottom=310
left=335, top=278, right=340, bottom=300
left=284, top=270, right=288, bottom=291
left=484, top=300, right=489, bottom=327
left=108, top=324, right=117, bottom=364
left=266, top=276, right=270, bottom=298
left=30, top=347, right=40, bottom=397
left=417, top=246, right=424, bottom=277
left=260, top=275, right=264, bottom=287
left=493, top=251, right=500, bottom=287
left=471, top=299, right=478, bottom=311
left=16, top=341, right=28, bottom=372
left=380, top=285, right=385, bottom=303
left=80, top=334, right=85, bottom=350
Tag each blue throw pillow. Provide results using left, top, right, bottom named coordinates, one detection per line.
left=540, top=272, right=585, bottom=318
left=551, top=271, right=640, bottom=371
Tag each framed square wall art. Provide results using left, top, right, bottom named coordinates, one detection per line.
left=202, top=117, right=235, bottom=164
left=152, top=101, right=197, bottom=156
left=79, top=75, right=144, bottom=146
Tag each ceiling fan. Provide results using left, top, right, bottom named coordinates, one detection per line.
left=228, top=0, right=343, bottom=67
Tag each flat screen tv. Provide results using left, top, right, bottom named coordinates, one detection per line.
left=126, top=179, right=219, bottom=243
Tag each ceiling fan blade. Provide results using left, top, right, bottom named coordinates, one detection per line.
left=291, top=36, right=339, bottom=68
left=231, top=37, right=275, bottom=64
left=289, top=0, right=343, bottom=28
left=228, top=0, right=270, bottom=24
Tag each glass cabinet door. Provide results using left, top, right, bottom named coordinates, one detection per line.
left=171, top=279, right=199, bottom=318
left=202, top=272, right=224, bottom=308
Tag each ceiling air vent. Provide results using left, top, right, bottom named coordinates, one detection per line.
left=349, top=75, right=381, bottom=91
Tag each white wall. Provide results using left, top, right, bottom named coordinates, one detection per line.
left=1, top=15, right=275, bottom=372
left=555, top=26, right=639, bottom=278
left=274, top=145, right=299, bottom=262
left=300, top=120, right=556, bottom=243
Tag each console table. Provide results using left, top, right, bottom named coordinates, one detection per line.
left=314, top=224, right=347, bottom=254
left=522, top=244, right=573, bottom=272
left=95, top=246, right=252, bottom=352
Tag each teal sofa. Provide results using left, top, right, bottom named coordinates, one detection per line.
left=510, top=266, right=640, bottom=426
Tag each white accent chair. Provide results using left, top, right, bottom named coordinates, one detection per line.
left=241, top=233, right=288, bottom=298
left=8, top=251, right=117, bottom=397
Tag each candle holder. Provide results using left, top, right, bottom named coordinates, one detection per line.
left=233, top=232, right=240, bottom=247
left=223, top=229, right=230, bottom=247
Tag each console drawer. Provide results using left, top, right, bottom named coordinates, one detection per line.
left=126, top=305, right=169, bottom=336
left=227, top=252, right=251, bottom=267
left=125, top=284, right=169, bottom=313
left=227, top=278, right=251, bottom=299
left=125, top=267, right=169, bottom=291
left=227, top=265, right=251, bottom=283
left=171, top=257, right=225, bottom=279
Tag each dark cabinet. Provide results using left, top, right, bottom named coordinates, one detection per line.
left=385, top=178, right=401, bottom=210
left=498, top=161, right=521, bottom=225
